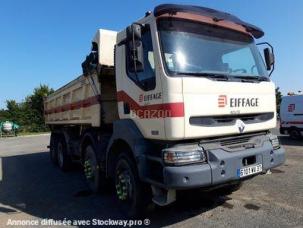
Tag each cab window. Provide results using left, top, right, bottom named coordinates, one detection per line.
left=126, top=26, right=156, bottom=91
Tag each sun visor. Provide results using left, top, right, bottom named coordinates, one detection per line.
left=154, top=4, right=264, bottom=38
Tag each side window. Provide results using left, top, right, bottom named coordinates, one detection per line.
left=126, top=26, right=156, bottom=91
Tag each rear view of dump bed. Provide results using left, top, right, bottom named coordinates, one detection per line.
left=44, top=29, right=117, bottom=127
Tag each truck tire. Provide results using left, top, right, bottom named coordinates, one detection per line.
left=57, top=136, right=72, bottom=171
left=83, top=145, right=106, bottom=193
left=50, top=134, right=58, bottom=165
left=289, top=128, right=301, bottom=139
left=114, top=152, right=149, bottom=217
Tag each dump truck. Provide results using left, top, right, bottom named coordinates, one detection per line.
left=44, top=4, right=285, bottom=216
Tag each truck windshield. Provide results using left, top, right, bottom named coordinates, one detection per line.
left=157, top=19, right=268, bottom=79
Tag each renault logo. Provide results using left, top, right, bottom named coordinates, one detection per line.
left=236, top=119, right=245, bottom=133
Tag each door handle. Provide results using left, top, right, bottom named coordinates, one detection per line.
left=123, top=102, right=130, bottom=114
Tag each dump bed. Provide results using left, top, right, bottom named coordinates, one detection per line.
left=44, top=29, right=117, bottom=127
left=44, top=74, right=101, bottom=126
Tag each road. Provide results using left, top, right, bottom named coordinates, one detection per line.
left=0, top=132, right=302, bottom=227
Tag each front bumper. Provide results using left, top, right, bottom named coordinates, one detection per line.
left=162, top=141, right=285, bottom=189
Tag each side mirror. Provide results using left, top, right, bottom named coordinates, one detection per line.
left=257, top=42, right=275, bottom=77
left=264, top=47, right=275, bottom=70
left=126, top=23, right=144, bottom=73
left=127, top=24, right=142, bottom=40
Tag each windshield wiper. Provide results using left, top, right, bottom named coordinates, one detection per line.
left=257, top=76, right=270, bottom=81
left=175, top=72, right=230, bottom=81
left=207, top=74, right=229, bottom=81
left=173, top=72, right=269, bottom=82
left=233, top=75, right=269, bottom=82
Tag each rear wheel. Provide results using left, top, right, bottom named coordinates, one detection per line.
left=57, top=137, right=72, bottom=171
left=114, top=152, right=150, bottom=217
left=83, top=145, right=106, bottom=193
left=289, top=128, right=301, bottom=139
left=50, top=134, right=58, bottom=165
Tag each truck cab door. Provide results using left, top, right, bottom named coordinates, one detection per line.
left=116, top=23, right=165, bottom=139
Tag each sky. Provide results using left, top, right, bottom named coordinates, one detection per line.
left=0, top=0, right=302, bottom=109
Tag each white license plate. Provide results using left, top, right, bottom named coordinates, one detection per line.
left=237, top=164, right=262, bottom=178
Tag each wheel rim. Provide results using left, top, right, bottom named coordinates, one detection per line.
left=115, top=166, right=133, bottom=202
left=291, top=130, right=299, bottom=139
left=57, top=142, right=64, bottom=167
left=84, top=159, right=94, bottom=180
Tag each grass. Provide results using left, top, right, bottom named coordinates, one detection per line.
left=18, top=131, right=50, bottom=136
left=0, top=131, right=50, bottom=137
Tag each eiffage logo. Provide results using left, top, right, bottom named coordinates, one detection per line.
left=218, top=95, right=227, bottom=107
left=139, top=94, right=143, bottom=102
left=218, top=95, right=259, bottom=108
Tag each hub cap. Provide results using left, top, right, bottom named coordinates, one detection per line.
left=84, top=160, right=94, bottom=180
left=116, top=170, right=132, bottom=201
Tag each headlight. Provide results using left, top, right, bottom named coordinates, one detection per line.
left=162, top=145, right=206, bottom=165
left=269, top=134, right=280, bottom=150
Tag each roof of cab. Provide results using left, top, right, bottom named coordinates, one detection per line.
left=154, top=4, right=264, bottom=38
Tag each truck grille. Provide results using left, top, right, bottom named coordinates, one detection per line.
left=190, top=112, right=274, bottom=127
left=199, top=132, right=267, bottom=152
left=220, top=136, right=251, bottom=146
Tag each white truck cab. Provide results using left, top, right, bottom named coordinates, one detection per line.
left=280, top=95, right=303, bottom=139
left=115, top=7, right=277, bottom=140
left=45, top=4, right=285, bottom=216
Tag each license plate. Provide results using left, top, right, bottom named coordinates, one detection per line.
left=237, top=164, right=262, bottom=178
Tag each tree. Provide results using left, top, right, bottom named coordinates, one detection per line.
left=0, top=84, right=54, bottom=132
left=0, top=109, right=9, bottom=121
left=25, top=85, right=54, bottom=132
left=6, top=100, right=21, bottom=122
left=276, top=87, right=282, bottom=115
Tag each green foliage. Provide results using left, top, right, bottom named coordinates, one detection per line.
left=0, top=84, right=54, bottom=133
left=276, top=87, right=282, bottom=115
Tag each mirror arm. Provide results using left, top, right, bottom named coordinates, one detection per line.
left=269, top=60, right=274, bottom=77
left=131, top=26, right=140, bottom=82
left=257, top=42, right=275, bottom=77
left=133, top=22, right=144, bottom=27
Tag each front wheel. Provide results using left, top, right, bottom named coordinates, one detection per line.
left=114, top=152, right=150, bottom=217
